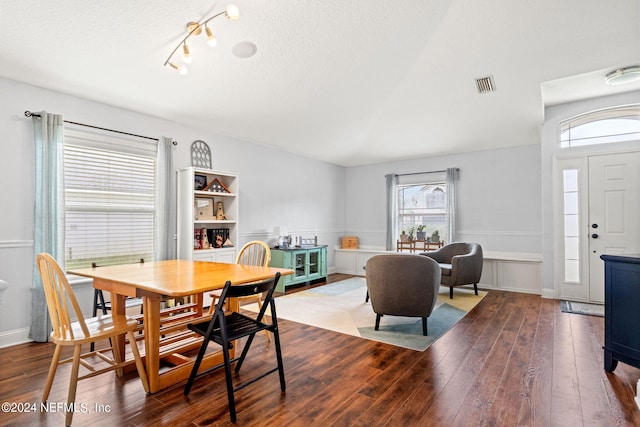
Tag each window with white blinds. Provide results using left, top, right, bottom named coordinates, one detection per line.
left=63, top=127, right=157, bottom=269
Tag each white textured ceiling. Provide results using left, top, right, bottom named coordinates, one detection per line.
left=1, top=0, right=639, bottom=166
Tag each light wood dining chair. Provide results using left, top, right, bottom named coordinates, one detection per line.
left=208, top=240, right=272, bottom=340
left=36, top=253, right=149, bottom=426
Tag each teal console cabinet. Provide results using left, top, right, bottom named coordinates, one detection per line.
left=271, top=245, right=327, bottom=292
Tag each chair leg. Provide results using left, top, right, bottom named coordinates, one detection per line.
left=422, top=317, right=428, bottom=336
left=91, top=289, right=109, bottom=352
left=255, top=297, right=271, bottom=342
left=450, top=286, right=454, bottom=299
left=474, top=283, right=478, bottom=295
left=127, top=331, right=149, bottom=393
left=375, top=314, right=381, bottom=331
left=235, top=331, right=257, bottom=373
left=207, top=297, right=216, bottom=315
left=184, top=331, right=212, bottom=396
left=111, top=332, right=124, bottom=378
left=65, top=345, right=82, bottom=427
left=221, top=339, right=237, bottom=423
left=272, top=325, right=286, bottom=392
left=42, top=344, right=62, bottom=402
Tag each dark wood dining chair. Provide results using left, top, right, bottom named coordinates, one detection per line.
left=184, top=272, right=285, bottom=423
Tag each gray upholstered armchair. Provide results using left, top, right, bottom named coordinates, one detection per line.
left=420, top=242, right=483, bottom=299
left=365, top=254, right=441, bottom=336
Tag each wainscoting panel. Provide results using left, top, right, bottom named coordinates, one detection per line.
left=335, top=248, right=542, bottom=295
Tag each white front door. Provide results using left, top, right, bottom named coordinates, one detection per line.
left=587, top=152, right=640, bottom=303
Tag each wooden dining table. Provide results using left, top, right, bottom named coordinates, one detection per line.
left=68, top=259, right=293, bottom=393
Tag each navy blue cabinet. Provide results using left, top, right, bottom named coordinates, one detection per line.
left=601, top=254, right=640, bottom=372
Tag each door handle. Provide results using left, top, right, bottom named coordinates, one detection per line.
left=592, top=233, right=599, bottom=239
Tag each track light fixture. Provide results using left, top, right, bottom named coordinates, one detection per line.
left=164, top=3, right=239, bottom=74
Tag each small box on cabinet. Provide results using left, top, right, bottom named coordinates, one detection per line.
left=341, top=236, right=359, bottom=249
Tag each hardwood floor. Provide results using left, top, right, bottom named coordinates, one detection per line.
left=2, top=275, right=639, bottom=426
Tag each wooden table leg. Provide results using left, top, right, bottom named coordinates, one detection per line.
left=142, top=293, right=162, bottom=393
left=110, top=292, right=127, bottom=377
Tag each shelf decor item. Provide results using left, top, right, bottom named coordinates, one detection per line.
left=194, top=174, right=207, bottom=190
left=194, top=198, right=215, bottom=220
left=216, top=201, right=228, bottom=220
left=190, top=140, right=212, bottom=168
left=341, top=236, right=359, bottom=249
left=204, top=177, right=230, bottom=193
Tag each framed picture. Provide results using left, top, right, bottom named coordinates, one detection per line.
left=194, top=174, right=207, bottom=191
left=194, top=198, right=215, bottom=220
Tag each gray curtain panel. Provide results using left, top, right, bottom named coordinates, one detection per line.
left=30, top=112, right=65, bottom=342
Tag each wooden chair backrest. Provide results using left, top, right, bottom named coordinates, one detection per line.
left=235, top=240, right=271, bottom=267
left=36, top=253, right=90, bottom=340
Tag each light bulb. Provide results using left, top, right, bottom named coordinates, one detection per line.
left=225, top=4, right=240, bottom=20
left=182, top=43, right=192, bottom=64
left=205, top=26, right=218, bottom=47
left=169, top=62, right=188, bottom=75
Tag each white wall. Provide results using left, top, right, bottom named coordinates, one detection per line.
left=345, top=144, right=542, bottom=253
left=0, top=77, right=346, bottom=345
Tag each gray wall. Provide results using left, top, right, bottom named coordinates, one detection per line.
left=345, top=144, right=542, bottom=253
left=0, top=77, right=346, bottom=343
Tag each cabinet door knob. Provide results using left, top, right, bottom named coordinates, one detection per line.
left=592, top=233, right=599, bottom=239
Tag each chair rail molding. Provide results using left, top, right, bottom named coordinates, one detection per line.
left=0, top=240, right=34, bottom=249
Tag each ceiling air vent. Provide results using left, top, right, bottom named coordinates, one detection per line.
left=475, top=75, right=496, bottom=94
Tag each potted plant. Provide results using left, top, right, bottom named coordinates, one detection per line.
left=400, top=229, right=409, bottom=242
left=431, top=230, right=440, bottom=244
left=416, top=225, right=427, bottom=241
left=408, top=226, right=416, bottom=241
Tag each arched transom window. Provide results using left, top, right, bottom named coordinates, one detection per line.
left=560, top=104, right=640, bottom=148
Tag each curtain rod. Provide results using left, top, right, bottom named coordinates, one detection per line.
left=24, top=111, right=161, bottom=142
left=396, top=168, right=459, bottom=177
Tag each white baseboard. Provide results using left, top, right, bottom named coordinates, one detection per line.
left=540, top=288, right=556, bottom=299
left=0, top=327, right=32, bottom=348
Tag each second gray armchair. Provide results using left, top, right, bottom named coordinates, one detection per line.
left=420, top=242, right=483, bottom=299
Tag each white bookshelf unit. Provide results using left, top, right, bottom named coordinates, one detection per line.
left=177, top=167, right=238, bottom=264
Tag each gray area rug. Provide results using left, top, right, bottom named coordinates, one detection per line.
left=246, top=277, right=486, bottom=351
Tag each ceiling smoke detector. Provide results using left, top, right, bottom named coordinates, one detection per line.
left=232, top=41, right=257, bottom=58
left=475, top=75, right=496, bottom=94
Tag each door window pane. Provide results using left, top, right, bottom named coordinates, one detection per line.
left=563, top=169, right=580, bottom=283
